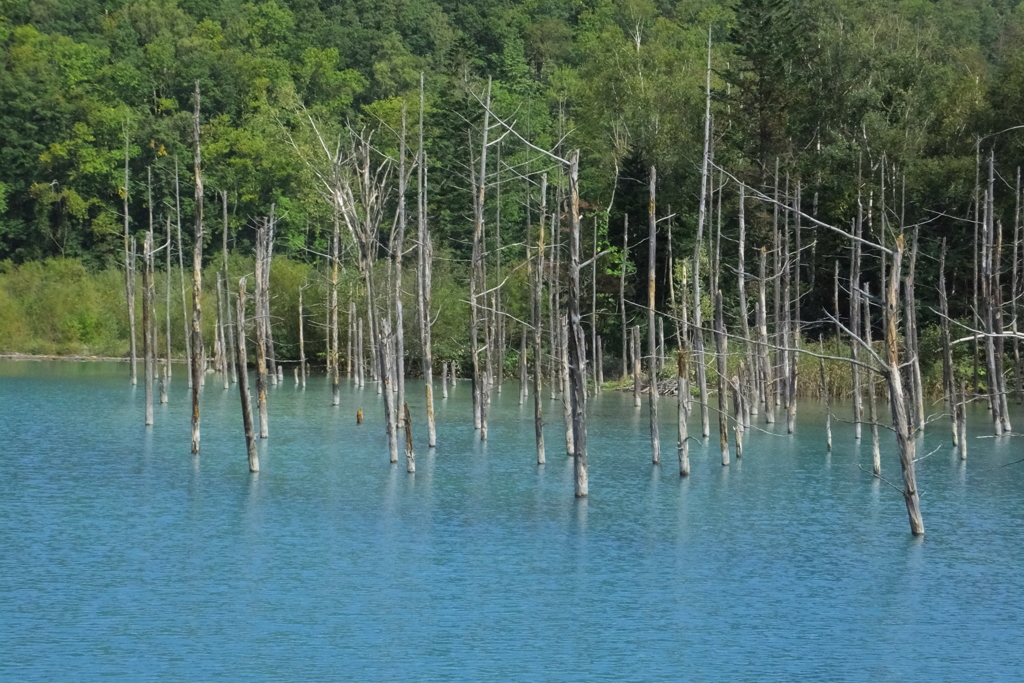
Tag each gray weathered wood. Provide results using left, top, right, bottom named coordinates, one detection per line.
left=236, top=278, right=259, bottom=472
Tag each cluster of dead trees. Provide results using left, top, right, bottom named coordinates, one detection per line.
left=120, top=74, right=1024, bottom=540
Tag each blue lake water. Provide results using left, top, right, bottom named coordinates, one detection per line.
left=2, top=359, right=1024, bottom=681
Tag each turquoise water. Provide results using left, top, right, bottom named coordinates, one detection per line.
left=2, top=359, right=1024, bottom=681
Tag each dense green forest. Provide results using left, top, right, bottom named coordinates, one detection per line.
left=2, top=0, right=1024, bottom=373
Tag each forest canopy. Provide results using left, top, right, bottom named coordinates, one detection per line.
left=2, top=0, right=1024, bottom=323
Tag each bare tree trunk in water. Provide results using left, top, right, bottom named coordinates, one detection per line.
left=863, top=284, right=881, bottom=476
left=216, top=272, right=227, bottom=389
left=164, top=216, right=173, bottom=392
left=262, top=206, right=277, bottom=386
left=416, top=79, right=436, bottom=447
left=1013, top=167, right=1023, bottom=403
left=620, top=215, right=629, bottom=380
left=174, top=159, right=190, bottom=388
left=677, top=350, right=690, bottom=477
left=632, top=325, right=642, bottom=408
left=394, top=103, right=409, bottom=420
left=714, top=290, right=729, bottom=466
left=958, top=380, right=968, bottom=460
left=648, top=166, right=661, bottom=464
left=254, top=216, right=272, bottom=439
left=469, top=80, right=493, bottom=434
left=694, top=29, right=713, bottom=439
left=819, top=354, right=831, bottom=452
left=534, top=175, right=548, bottom=464
left=236, top=278, right=259, bottom=472
left=938, top=240, right=957, bottom=445
left=189, top=83, right=204, bottom=455
left=221, top=190, right=235, bottom=386
left=143, top=229, right=154, bottom=426
left=758, top=249, right=774, bottom=423
left=331, top=209, right=341, bottom=404
left=298, top=285, right=307, bottom=388
left=347, top=299, right=355, bottom=382
left=123, top=121, right=138, bottom=386
left=519, top=325, right=528, bottom=405
left=566, top=151, right=589, bottom=497
left=404, top=402, right=415, bottom=474
left=561, top=314, right=573, bottom=455
left=357, top=317, right=364, bottom=388
left=884, top=237, right=924, bottom=536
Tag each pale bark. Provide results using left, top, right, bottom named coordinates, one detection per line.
left=620, top=215, right=629, bottom=380
left=633, top=325, right=642, bottom=408
left=189, top=83, right=204, bottom=455
left=254, top=217, right=270, bottom=439
left=566, top=151, right=588, bottom=497
left=416, top=77, right=436, bottom=447
left=143, top=229, right=154, bottom=426
left=648, top=166, right=661, bottom=465
left=884, top=236, right=925, bottom=536
left=404, top=402, right=415, bottom=473
left=864, top=284, right=881, bottom=476
left=939, top=240, right=956, bottom=445
left=534, top=175, right=548, bottom=464
left=174, top=158, right=191, bottom=388
left=677, top=350, right=690, bottom=477
left=693, top=29, right=712, bottom=439
left=298, top=285, right=306, bottom=388
left=714, top=290, right=729, bottom=466
left=123, top=121, right=138, bottom=386
left=236, top=276, right=260, bottom=471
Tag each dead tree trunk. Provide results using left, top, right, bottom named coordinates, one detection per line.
left=677, top=350, right=690, bottom=477
left=174, top=159, right=191, bottom=388
left=738, top=184, right=755, bottom=414
left=954, top=378, right=962, bottom=458
left=620, top=215, right=629, bottom=380
left=123, top=121, right=138, bottom=386
left=1013, top=167, right=1022, bottom=403
left=254, top=217, right=271, bottom=439
left=714, top=290, right=730, bottom=466
left=591, top=215, right=599, bottom=393
left=416, top=91, right=436, bottom=444
left=143, top=229, right=154, bottom=426
left=632, top=325, right=642, bottom=408
left=236, top=278, right=259, bottom=472
left=864, top=284, right=881, bottom=476
left=939, top=240, right=956, bottom=445
left=534, top=178, right=549, bottom=440
left=394, top=103, right=409, bottom=421
left=404, top=402, right=415, bottom=474
left=567, top=150, right=589, bottom=497
left=906, top=227, right=925, bottom=432
left=331, top=208, right=341, bottom=405
left=758, top=248, right=774, bottom=423
left=164, top=215, right=173, bottom=392
left=561, top=314, right=573, bottom=455
left=262, top=206, right=277, bottom=386
left=819, top=354, right=831, bottom=452
left=220, top=191, right=235, bottom=386
left=884, top=236, right=925, bottom=536
left=648, top=166, right=661, bottom=465
left=298, top=285, right=307, bottom=388
left=189, top=83, right=204, bottom=455
left=469, top=80, right=493, bottom=434
left=851, top=183, right=864, bottom=439
left=693, top=28, right=712, bottom=439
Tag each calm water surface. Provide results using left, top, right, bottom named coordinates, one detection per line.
left=2, top=360, right=1024, bottom=681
